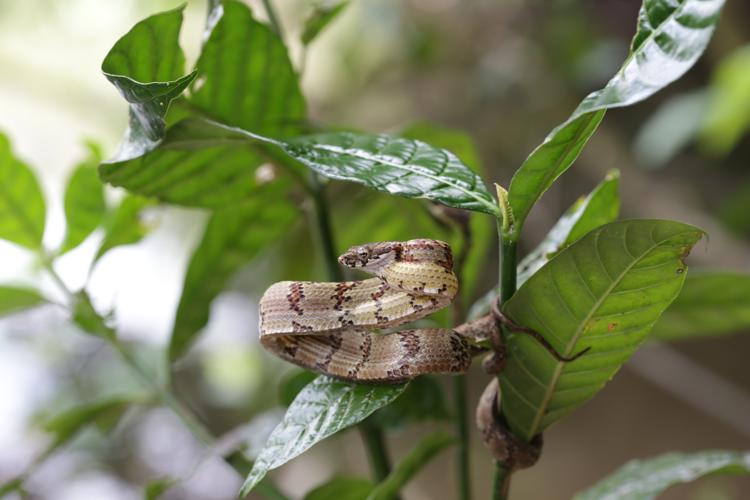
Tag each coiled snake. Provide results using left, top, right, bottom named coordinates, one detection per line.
left=259, top=238, right=578, bottom=468
left=259, top=239, right=474, bottom=383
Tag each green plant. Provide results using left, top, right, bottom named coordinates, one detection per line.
left=2, top=0, right=750, bottom=499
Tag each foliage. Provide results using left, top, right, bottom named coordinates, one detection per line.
left=574, top=450, right=750, bottom=500
left=1, top=0, right=746, bottom=498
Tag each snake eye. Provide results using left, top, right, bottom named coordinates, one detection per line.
left=358, top=250, right=370, bottom=264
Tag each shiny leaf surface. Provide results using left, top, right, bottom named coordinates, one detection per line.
left=508, top=0, right=725, bottom=233
left=500, top=220, right=704, bottom=440
left=283, top=132, right=498, bottom=215
left=653, top=271, right=750, bottom=340
left=0, top=132, right=46, bottom=250
left=575, top=450, right=750, bottom=500
left=240, top=376, right=407, bottom=495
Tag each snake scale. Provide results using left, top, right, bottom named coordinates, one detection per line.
left=259, top=239, right=477, bottom=383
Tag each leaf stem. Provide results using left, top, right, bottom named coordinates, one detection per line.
left=453, top=376, right=471, bottom=500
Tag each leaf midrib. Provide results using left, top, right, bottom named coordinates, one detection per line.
left=524, top=222, right=692, bottom=438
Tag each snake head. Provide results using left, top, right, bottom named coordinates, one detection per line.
left=339, top=242, right=401, bottom=271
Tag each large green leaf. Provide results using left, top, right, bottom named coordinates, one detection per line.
left=0, top=132, right=46, bottom=250
left=102, top=6, right=195, bottom=161
left=94, top=195, right=153, bottom=262
left=517, top=170, right=620, bottom=286
left=191, top=0, right=305, bottom=136
left=61, top=144, right=107, bottom=254
left=507, top=0, right=725, bottom=234
left=653, top=271, right=750, bottom=340
left=240, top=376, right=407, bottom=495
left=500, top=220, right=704, bottom=440
left=169, top=182, right=297, bottom=360
left=574, top=450, right=750, bottom=500
left=305, top=477, right=373, bottom=500
left=99, top=2, right=303, bottom=209
left=0, top=286, right=47, bottom=317
left=283, top=132, right=497, bottom=215
left=367, top=432, right=454, bottom=500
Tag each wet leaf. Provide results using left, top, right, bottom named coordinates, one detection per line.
left=240, top=376, right=406, bottom=495
left=508, top=0, right=725, bottom=233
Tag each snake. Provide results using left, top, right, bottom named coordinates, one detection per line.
left=259, top=239, right=476, bottom=383
left=259, top=238, right=564, bottom=466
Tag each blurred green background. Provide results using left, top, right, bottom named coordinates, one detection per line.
left=0, top=0, right=749, bottom=498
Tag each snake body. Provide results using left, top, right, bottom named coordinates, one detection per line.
left=259, top=239, right=473, bottom=383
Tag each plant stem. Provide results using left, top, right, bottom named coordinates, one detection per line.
left=359, top=422, right=393, bottom=483
left=310, top=173, right=344, bottom=282
left=492, top=462, right=511, bottom=500
left=491, top=218, right=519, bottom=500
left=453, top=376, right=471, bottom=500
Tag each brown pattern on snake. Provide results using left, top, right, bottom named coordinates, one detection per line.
left=259, top=239, right=471, bottom=383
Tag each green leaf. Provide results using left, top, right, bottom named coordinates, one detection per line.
left=574, top=450, right=750, bottom=500
left=305, top=477, right=374, bottom=500
left=102, top=6, right=196, bottom=161
left=653, top=271, right=750, bottom=340
left=367, top=432, right=454, bottom=500
left=61, top=143, right=107, bottom=254
left=191, top=0, right=305, bottom=136
left=500, top=220, right=704, bottom=440
left=169, top=182, right=297, bottom=360
left=100, top=1, right=304, bottom=209
left=0, top=132, right=46, bottom=250
left=44, top=396, right=133, bottom=448
left=517, top=170, right=620, bottom=286
left=508, top=0, right=725, bottom=233
left=71, top=291, right=116, bottom=340
left=283, top=132, right=498, bottom=215
left=95, top=195, right=152, bottom=262
left=0, top=286, right=47, bottom=317
left=240, top=376, right=407, bottom=496
left=302, top=2, right=350, bottom=46
left=370, top=376, right=450, bottom=428
left=699, top=44, right=750, bottom=156
left=144, top=477, right=176, bottom=500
